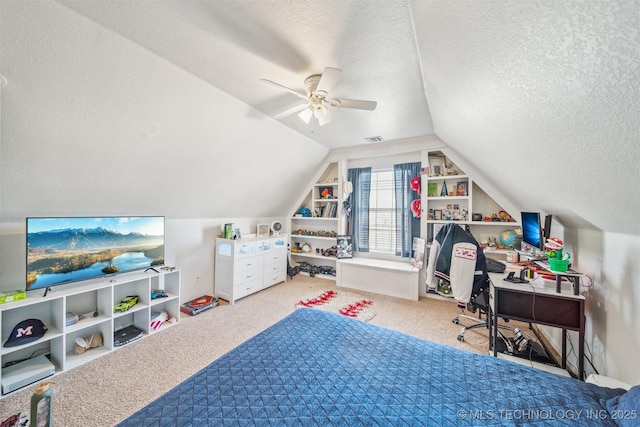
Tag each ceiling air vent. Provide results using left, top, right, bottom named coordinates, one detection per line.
left=364, top=136, right=384, bottom=143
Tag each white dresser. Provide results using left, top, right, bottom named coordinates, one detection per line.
left=214, top=235, right=287, bottom=304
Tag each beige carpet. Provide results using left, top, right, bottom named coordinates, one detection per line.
left=0, top=276, right=492, bottom=426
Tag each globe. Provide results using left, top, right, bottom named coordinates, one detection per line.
left=499, top=230, right=517, bottom=247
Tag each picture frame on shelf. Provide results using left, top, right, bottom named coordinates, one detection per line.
left=319, top=186, right=333, bottom=199
left=428, top=156, right=446, bottom=177
left=456, top=181, right=468, bottom=196
left=411, top=237, right=426, bottom=269
left=336, top=235, right=353, bottom=259
left=257, top=224, right=270, bottom=237
left=434, top=210, right=442, bottom=220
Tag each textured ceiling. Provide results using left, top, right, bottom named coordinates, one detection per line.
left=57, top=0, right=434, bottom=149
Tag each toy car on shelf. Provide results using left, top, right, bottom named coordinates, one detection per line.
left=114, top=295, right=139, bottom=313
left=319, top=266, right=336, bottom=276
left=151, top=289, right=167, bottom=299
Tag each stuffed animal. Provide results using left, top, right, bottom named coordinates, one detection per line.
left=411, top=199, right=421, bottom=218
left=410, top=176, right=421, bottom=193
left=74, top=332, right=103, bottom=355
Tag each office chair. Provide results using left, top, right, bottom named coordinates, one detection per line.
left=426, top=223, right=514, bottom=342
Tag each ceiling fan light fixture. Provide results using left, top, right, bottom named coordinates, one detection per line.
left=298, top=108, right=313, bottom=124
left=314, top=105, right=331, bottom=126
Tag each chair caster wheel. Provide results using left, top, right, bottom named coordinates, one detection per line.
left=457, top=335, right=465, bottom=342
left=452, top=319, right=459, bottom=324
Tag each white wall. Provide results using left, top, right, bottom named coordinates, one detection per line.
left=578, top=230, right=640, bottom=383
left=0, top=0, right=328, bottom=223
left=535, top=228, right=640, bottom=385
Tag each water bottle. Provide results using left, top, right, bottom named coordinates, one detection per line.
left=30, top=381, right=53, bottom=427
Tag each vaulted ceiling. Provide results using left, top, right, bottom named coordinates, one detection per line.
left=1, top=0, right=638, bottom=236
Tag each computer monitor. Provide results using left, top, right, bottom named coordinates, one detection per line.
left=521, top=212, right=544, bottom=251
left=543, top=214, right=553, bottom=241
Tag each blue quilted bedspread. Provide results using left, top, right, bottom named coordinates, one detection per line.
left=118, top=307, right=624, bottom=426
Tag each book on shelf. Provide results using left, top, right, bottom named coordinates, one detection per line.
left=322, top=202, right=337, bottom=218
left=427, top=182, right=437, bottom=197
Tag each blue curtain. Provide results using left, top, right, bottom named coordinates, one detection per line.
left=394, top=162, right=421, bottom=257
left=347, top=167, right=371, bottom=252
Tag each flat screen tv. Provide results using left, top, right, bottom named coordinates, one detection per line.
left=26, top=216, right=165, bottom=291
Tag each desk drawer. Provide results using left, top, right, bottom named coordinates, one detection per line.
left=495, top=291, right=583, bottom=329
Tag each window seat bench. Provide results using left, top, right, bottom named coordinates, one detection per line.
left=335, top=257, right=420, bottom=301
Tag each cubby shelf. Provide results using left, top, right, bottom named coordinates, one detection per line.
left=289, top=161, right=343, bottom=281
left=0, top=268, right=180, bottom=398
left=425, top=150, right=520, bottom=251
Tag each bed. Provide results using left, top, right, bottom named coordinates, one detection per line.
left=118, top=307, right=635, bottom=426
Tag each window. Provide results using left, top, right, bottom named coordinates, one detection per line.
left=368, top=168, right=396, bottom=254
left=348, top=161, right=420, bottom=258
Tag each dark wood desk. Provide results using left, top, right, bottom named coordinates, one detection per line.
left=489, top=274, right=585, bottom=380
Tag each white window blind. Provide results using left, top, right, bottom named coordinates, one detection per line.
left=368, top=168, right=396, bottom=253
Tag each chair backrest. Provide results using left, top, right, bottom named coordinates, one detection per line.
left=429, top=223, right=489, bottom=304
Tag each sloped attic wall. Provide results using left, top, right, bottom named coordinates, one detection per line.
left=412, top=0, right=639, bottom=237
left=411, top=0, right=640, bottom=384
left=0, top=1, right=327, bottom=298
left=0, top=0, right=327, bottom=222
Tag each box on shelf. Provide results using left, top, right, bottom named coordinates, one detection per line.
left=0, top=290, right=26, bottom=305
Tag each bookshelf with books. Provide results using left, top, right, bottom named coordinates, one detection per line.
left=288, top=161, right=343, bottom=280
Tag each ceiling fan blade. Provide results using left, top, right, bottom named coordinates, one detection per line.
left=315, top=67, right=342, bottom=95
left=261, top=79, right=308, bottom=100
left=329, top=98, right=377, bottom=111
left=273, top=103, right=310, bottom=119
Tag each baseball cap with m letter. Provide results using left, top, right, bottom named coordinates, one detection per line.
left=3, top=319, right=48, bottom=347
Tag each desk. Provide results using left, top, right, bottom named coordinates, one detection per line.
left=489, top=273, right=585, bottom=380
left=533, top=261, right=583, bottom=295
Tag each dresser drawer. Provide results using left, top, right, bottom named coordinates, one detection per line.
left=234, top=266, right=263, bottom=285
left=263, top=249, right=286, bottom=266
left=236, top=256, right=263, bottom=272
left=234, top=241, right=256, bottom=258
left=263, top=263, right=285, bottom=275
left=234, top=278, right=263, bottom=300
left=263, top=270, right=286, bottom=288
left=256, top=239, right=273, bottom=254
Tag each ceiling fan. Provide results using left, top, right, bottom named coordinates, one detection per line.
left=261, top=67, right=377, bottom=126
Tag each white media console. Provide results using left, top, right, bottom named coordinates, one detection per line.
left=0, top=268, right=180, bottom=397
